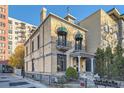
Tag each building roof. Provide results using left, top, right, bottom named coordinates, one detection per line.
left=107, top=8, right=124, bottom=20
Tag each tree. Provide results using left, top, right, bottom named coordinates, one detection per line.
left=95, top=48, right=105, bottom=77
left=95, top=44, right=124, bottom=80
left=104, top=46, right=113, bottom=78
left=112, top=44, right=124, bottom=80
left=9, top=44, right=25, bottom=69
left=65, top=67, right=78, bottom=81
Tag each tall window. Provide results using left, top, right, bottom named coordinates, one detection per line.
left=58, top=34, right=66, bottom=46
left=32, top=40, right=34, bottom=52
left=75, top=39, right=82, bottom=50
left=32, top=59, right=34, bottom=72
left=37, top=35, right=40, bottom=49
left=57, top=27, right=67, bottom=46
left=75, top=31, right=83, bottom=50
left=57, top=54, right=66, bottom=72
left=26, top=46, right=28, bottom=56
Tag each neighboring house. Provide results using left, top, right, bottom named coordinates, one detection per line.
left=24, top=8, right=95, bottom=76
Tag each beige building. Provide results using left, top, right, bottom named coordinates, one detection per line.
left=79, top=8, right=124, bottom=54
left=24, top=8, right=95, bottom=76
left=8, top=17, right=37, bottom=55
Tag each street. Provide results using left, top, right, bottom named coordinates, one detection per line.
left=0, top=73, right=48, bottom=88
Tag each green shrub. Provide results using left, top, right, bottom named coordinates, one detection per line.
left=65, top=67, right=78, bottom=80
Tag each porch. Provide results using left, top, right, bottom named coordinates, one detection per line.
left=70, top=50, right=95, bottom=74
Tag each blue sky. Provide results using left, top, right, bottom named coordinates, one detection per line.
left=9, top=5, right=124, bottom=26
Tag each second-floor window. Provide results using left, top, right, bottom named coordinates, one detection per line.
left=26, top=46, right=28, bottom=56
left=37, top=35, right=40, bottom=49
left=58, top=34, right=66, bottom=46
left=57, top=27, right=68, bottom=46
left=32, top=40, right=34, bottom=52
left=75, top=31, right=83, bottom=50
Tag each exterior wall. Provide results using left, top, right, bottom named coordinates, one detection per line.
left=0, top=5, right=8, bottom=60
left=79, top=10, right=101, bottom=54
left=25, top=14, right=87, bottom=74
left=8, top=17, right=37, bottom=56
left=50, top=16, right=87, bottom=73
left=100, top=10, right=118, bottom=52
left=118, top=19, right=124, bottom=48
left=25, top=17, right=52, bottom=74
left=79, top=9, right=118, bottom=54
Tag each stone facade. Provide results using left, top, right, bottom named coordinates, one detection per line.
left=24, top=8, right=95, bottom=76
left=78, top=9, right=118, bottom=54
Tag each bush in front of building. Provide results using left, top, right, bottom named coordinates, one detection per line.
left=65, top=67, right=78, bottom=81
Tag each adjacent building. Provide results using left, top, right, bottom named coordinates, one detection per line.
left=24, top=8, right=95, bottom=76
left=78, top=8, right=119, bottom=54
left=0, top=5, right=37, bottom=72
left=0, top=5, right=8, bottom=72
left=0, top=5, right=8, bottom=60
left=79, top=8, right=124, bottom=55
left=8, top=17, right=37, bottom=55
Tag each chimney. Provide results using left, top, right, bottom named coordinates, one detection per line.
left=40, top=7, right=47, bottom=22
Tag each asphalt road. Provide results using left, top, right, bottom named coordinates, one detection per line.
left=0, top=73, right=48, bottom=88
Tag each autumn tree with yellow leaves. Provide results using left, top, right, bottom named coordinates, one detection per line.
left=9, top=44, right=25, bottom=69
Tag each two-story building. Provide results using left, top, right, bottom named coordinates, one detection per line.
left=24, top=8, right=95, bottom=76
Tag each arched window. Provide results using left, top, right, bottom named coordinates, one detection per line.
left=57, top=27, right=67, bottom=46
left=75, top=31, right=83, bottom=50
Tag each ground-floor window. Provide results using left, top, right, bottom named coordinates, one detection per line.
left=86, top=58, right=91, bottom=72
left=32, top=59, right=34, bottom=72
left=57, top=54, right=66, bottom=72
left=26, top=62, right=28, bottom=71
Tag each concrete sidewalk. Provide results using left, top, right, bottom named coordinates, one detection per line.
left=0, top=73, right=48, bottom=88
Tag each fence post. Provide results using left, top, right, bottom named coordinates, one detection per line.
left=40, top=74, right=42, bottom=83
left=49, top=75, right=51, bottom=85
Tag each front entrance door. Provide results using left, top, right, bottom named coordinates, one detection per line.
left=73, top=57, right=79, bottom=72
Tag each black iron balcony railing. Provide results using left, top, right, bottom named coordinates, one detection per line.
left=74, top=45, right=85, bottom=52
left=56, top=40, right=72, bottom=51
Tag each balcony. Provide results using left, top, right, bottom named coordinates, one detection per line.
left=74, top=46, right=85, bottom=52
left=16, top=23, right=26, bottom=29
left=56, top=40, right=72, bottom=52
